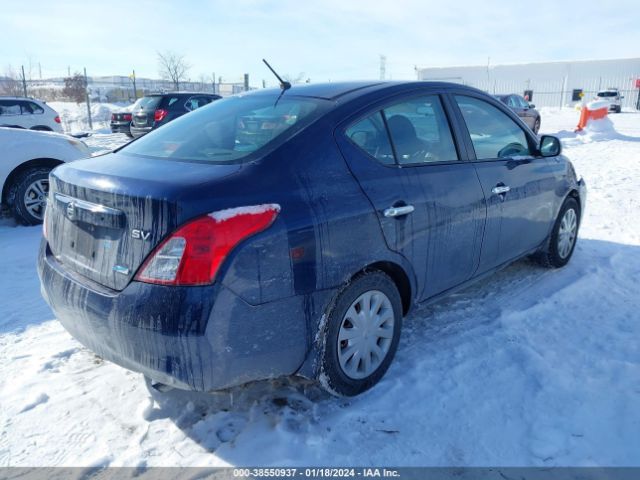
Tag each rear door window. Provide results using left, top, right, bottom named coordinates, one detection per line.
left=383, top=95, right=459, bottom=164
left=455, top=95, right=531, bottom=160
left=20, top=101, right=44, bottom=114
left=160, top=96, right=181, bottom=109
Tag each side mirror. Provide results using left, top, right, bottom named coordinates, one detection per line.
left=529, top=103, right=536, bottom=109
left=539, top=135, right=561, bottom=157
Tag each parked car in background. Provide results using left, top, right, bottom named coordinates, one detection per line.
left=1, top=127, right=90, bottom=224
left=495, top=93, right=541, bottom=133
left=39, top=82, right=585, bottom=397
left=0, top=97, right=63, bottom=133
left=130, top=92, right=221, bottom=138
left=596, top=89, right=623, bottom=113
left=110, top=109, right=133, bottom=137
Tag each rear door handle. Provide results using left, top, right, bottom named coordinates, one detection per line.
left=384, top=205, right=415, bottom=218
left=491, top=185, right=511, bottom=195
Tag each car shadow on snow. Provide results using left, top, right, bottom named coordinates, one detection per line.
left=138, top=238, right=639, bottom=462
left=0, top=222, right=55, bottom=335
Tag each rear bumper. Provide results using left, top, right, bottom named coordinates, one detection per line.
left=130, top=126, right=153, bottom=138
left=38, top=241, right=312, bottom=391
left=110, top=122, right=131, bottom=134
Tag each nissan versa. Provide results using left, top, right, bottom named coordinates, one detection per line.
left=38, top=82, right=586, bottom=396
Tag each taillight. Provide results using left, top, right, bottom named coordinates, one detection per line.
left=154, top=109, right=168, bottom=122
left=135, top=204, right=280, bottom=286
left=54, top=115, right=61, bottom=124
left=123, top=113, right=132, bottom=121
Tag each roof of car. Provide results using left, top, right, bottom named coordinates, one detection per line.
left=144, top=92, right=219, bottom=97
left=0, top=96, right=44, bottom=101
left=242, top=82, right=388, bottom=101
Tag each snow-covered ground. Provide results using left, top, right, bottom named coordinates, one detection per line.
left=1, top=110, right=639, bottom=467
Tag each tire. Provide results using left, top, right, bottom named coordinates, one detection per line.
left=535, top=197, right=580, bottom=268
left=533, top=117, right=541, bottom=134
left=30, top=126, right=53, bottom=132
left=319, top=271, right=403, bottom=397
left=8, top=167, right=52, bottom=225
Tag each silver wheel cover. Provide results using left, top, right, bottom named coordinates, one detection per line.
left=337, top=290, right=394, bottom=380
left=23, top=179, right=49, bottom=220
left=557, top=207, right=577, bottom=259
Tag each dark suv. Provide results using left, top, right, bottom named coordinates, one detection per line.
left=130, top=92, right=221, bottom=138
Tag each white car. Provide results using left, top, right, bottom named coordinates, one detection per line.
left=0, top=97, right=63, bottom=133
left=596, top=89, right=624, bottom=113
left=1, top=127, right=90, bottom=224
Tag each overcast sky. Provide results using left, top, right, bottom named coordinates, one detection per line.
left=2, top=0, right=639, bottom=87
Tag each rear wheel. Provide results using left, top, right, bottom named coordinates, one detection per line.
left=8, top=167, right=52, bottom=225
left=535, top=197, right=580, bottom=268
left=319, top=271, right=403, bottom=396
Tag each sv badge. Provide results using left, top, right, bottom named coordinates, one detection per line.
left=131, top=229, right=151, bottom=240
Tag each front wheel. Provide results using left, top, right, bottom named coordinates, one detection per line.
left=535, top=197, right=580, bottom=268
left=319, top=271, right=403, bottom=397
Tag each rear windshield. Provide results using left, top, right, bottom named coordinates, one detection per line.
left=121, top=94, right=327, bottom=163
left=597, top=91, right=618, bottom=97
left=135, top=96, right=162, bottom=110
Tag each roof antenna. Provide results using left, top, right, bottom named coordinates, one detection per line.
left=262, top=59, right=291, bottom=90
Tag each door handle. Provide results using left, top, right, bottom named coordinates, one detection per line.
left=491, top=185, right=511, bottom=195
left=384, top=205, right=415, bottom=218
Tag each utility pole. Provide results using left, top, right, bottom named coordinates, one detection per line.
left=130, top=69, right=137, bottom=100
left=84, top=67, right=93, bottom=130
left=212, top=72, right=216, bottom=94
left=38, top=62, right=42, bottom=80
left=21, top=65, right=27, bottom=97
left=379, top=55, right=386, bottom=80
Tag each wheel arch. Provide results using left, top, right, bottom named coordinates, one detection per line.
left=2, top=158, right=63, bottom=205
left=355, top=261, right=413, bottom=315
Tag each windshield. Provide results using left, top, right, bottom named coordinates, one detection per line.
left=121, top=94, right=327, bottom=163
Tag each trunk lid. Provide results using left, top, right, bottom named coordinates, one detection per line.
left=131, top=96, right=161, bottom=128
left=45, top=152, right=242, bottom=291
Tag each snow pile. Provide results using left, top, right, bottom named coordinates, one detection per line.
left=1, top=111, right=640, bottom=467
left=48, top=101, right=132, bottom=134
left=209, top=204, right=281, bottom=222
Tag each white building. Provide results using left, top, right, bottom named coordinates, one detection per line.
left=416, top=57, right=640, bottom=109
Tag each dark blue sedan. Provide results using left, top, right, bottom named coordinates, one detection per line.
left=38, top=82, right=586, bottom=396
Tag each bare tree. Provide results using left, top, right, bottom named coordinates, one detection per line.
left=0, top=65, right=24, bottom=96
left=157, top=51, right=190, bottom=91
left=63, top=72, right=86, bottom=103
